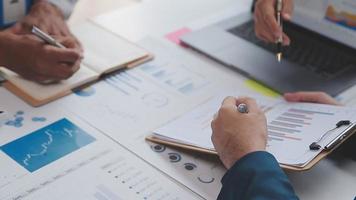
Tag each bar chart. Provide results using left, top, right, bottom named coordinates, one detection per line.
left=267, top=106, right=336, bottom=143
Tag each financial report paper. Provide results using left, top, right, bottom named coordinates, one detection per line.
left=153, top=94, right=356, bottom=166
left=0, top=88, right=198, bottom=200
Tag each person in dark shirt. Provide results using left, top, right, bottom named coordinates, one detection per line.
left=212, top=92, right=339, bottom=199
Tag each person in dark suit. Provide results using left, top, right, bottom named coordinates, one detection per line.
left=211, top=92, right=339, bottom=199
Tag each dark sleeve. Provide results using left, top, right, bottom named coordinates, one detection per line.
left=218, top=151, right=299, bottom=200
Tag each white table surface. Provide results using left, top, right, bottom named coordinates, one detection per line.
left=92, top=0, right=356, bottom=199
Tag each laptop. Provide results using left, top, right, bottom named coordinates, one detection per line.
left=181, top=0, right=356, bottom=96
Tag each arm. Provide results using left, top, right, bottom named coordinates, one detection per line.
left=219, top=151, right=298, bottom=200
left=211, top=97, right=298, bottom=199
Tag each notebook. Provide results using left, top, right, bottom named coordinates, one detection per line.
left=0, top=20, right=153, bottom=107
left=148, top=93, right=356, bottom=171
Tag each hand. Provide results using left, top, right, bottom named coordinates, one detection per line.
left=211, top=97, right=268, bottom=169
left=7, top=1, right=82, bottom=53
left=1, top=32, right=82, bottom=83
left=284, top=92, right=341, bottom=105
left=254, top=0, right=294, bottom=45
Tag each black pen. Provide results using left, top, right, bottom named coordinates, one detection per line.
left=276, top=0, right=283, bottom=62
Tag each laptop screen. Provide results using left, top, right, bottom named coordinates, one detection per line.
left=291, top=0, right=356, bottom=49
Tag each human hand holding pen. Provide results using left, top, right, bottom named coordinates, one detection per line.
left=8, top=0, right=83, bottom=53
left=254, top=0, right=294, bottom=45
left=0, top=32, right=82, bottom=84
left=211, top=97, right=267, bottom=169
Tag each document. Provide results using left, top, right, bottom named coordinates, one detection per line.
left=0, top=88, right=199, bottom=200
left=154, top=93, right=280, bottom=150
left=54, top=37, right=256, bottom=199
left=153, top=94, right=356, bottom=167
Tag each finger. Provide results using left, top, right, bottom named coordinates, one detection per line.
left=284, top=92, right=340, bottom=105
left=258, top=28, right=277, bottom=43
left=55, top=61, right=82, bottom=79
left=255, top=8, right=278, bottom=43
left=59, top=37, right=84, bottom=55
left=34, top=60, right=78, bottom=80
left=282, top=0, right=294, bottom=20
left=236, top=97, right=261, bottom=113
left=58, top=59, right=81, bottom=80
left=221, top=96, right=238, bottom=108
left=259, top=0, right=281, bottom=39
left=44, top=46, right=82, bottom=63
left=283, top=32, right=291, bottom=46
left=218, top=97, right=238, bottom=116
left=21, top=70, right=60, bottom=84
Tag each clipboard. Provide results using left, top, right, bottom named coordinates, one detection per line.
left=146, top=123, right=356, bottom=172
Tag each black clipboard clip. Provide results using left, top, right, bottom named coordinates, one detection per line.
left=310, top=120, right=356, bottom=151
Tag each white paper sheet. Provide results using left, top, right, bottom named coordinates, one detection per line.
left=54, top=37, right=261, bottom=199
left=0, top=88, right=198, bottom=200
left=154, top=94, right=356, bottom=166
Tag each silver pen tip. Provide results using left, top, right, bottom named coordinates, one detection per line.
left=277, top=53, right=282, bottom=62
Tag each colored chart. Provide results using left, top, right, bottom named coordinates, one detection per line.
left=1, top=118, right=96, bottom=172
left=74, top=86, right=96, bottom=97
left=140, top=62, right=210, bottom=95
left=4, top=110, right=47, bottom=128
left=267, top=108, right=335, bottom=142
left=325, top=4, right=356, bottom=30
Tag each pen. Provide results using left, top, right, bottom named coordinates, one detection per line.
left=276, top=0, right=283, bottom=62
left=31, top=26, right=66, bottom=49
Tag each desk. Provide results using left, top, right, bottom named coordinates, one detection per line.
left=92, top=0, right=356, bottom=199
left=68, top=0, right=138, bottom=25
left=1, top=0, right=355, bottom=199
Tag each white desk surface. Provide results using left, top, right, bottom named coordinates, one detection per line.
left=92, top=0, right=356, bottom=199
left=1, top=0, right=355, bottom=199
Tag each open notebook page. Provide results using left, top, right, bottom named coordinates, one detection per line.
left=71, top=21, right=150, bottom=74
left=0, top=66, right=97, bottom=102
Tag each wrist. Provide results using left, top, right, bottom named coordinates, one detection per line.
left=228, top=150, right=267, bottom=169
left=222, top=147, right=266, bottom=169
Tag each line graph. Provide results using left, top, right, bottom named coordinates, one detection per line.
left=1, top=118, right=96, bottom=172
left=23, top=131, right=54, bottom=166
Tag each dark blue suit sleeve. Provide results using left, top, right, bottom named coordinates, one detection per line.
left=218, top=151, right=299, bottom=200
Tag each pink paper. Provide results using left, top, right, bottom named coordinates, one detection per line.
left=165, top=28, right=192, bottom=47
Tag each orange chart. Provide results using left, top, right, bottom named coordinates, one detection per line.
left=325, top=5, right=356, bottom=30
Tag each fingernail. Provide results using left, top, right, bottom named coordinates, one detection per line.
left=283, top=13, right=291, bottom=20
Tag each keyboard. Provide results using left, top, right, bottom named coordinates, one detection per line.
left=228, top=20, right=356, bottom=79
